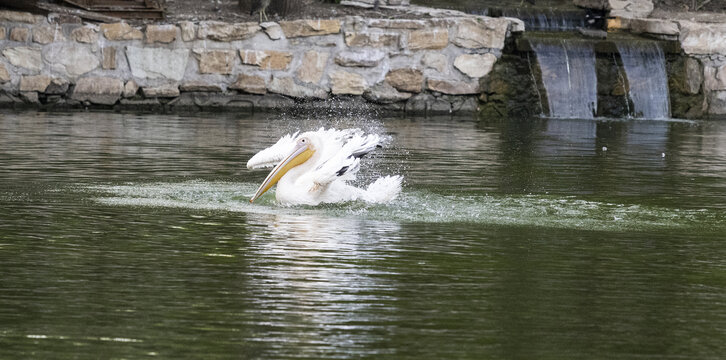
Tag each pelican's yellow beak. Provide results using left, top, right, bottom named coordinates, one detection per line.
left=250, top=143, right=314, bottom=203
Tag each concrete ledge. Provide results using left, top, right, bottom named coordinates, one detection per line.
left=515, top=34, right=682, bottom=54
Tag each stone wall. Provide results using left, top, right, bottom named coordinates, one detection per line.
left=574, top=0, right=654, bottom=18
left=0, top=9, right=522, bottom=113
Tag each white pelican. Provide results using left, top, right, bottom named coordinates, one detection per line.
left=247, top=128, right=402, bottom=205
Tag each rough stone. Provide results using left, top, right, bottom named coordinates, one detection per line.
left=385, top=68, right=423, bottom=93
left=611, top=0, right=654, bottom=18
left=629, top=18, right=679, bottom=36
left=3, top=47, right=43, bottom=71
left=640, top=19, right=678, bottom=35
left=451, top=96, right=479, bottom=112
left=179, top=21, right=196, bottom=41
left=239, top=50, right=293, bottom=70
left=197, top=21, right=260, bottom=41
left=704, top=65, right=726, bottom=91
left=0, top=28, right=5, bottom=40
left=350, top=0, right=411, bottom=6
left=573, top=0, right=609, bottom=9
left=0, top=10, right=37, bottom=23
left=297, top=51, right=329, bottom=84
left=611, top=75, right=628, bottom=96
left=19, top=75, right=51, bottom=92
left=72, top=77, right=124, bottom=105
left=48, top=14, right=82, bottom=24
left=146, top=24, right=177, bottom=43
left=123, top=80, right=139, bottom=98
left=143, top=84, right=180, bottom=97
left=19, top=91, right=40, bottom=104
left=679, top=21, right=726, bottom=56
left=607, top=17, right=629, bottom=32
left=421, top=53, right=447, bottom=73
left=0, top=64, right=10, bottom=83
left=33, top=26, right=65, bottom=44
left=119, top=98, right=163, bottom=108
left=363, top=82, right=413, bottom=103
left=103, top=47, right=116, bottom=70
left=684, top=58, right=702, bottom=94
left=9, top=27, right=30, bottom=42
left=453, top=18, right=509, bottom=50
left=578, top=28, right=607, bottom=39
left=345, top=31, right=400, bottom=48
left=454, top=53, right=497, bottom=78
left=405, top=92, right=434, bottom=112
left=70, top=26, right=98, bottom=43
left=429, top=98, right=453, bottom=112
left=46, top=78, right=70, bottom=95
left=260, top=22, right=284, bottom=40
left=229, top=74, right=267, bottom=94
left=367, top=19, right=429, bottom=30
left=335, top=49, right=385, bottom=67
left=611, top=0, right=630, bottom=10
left=44, top=43, right=99, bottom=78
left=426, top=78, right=480, bottom=95
left=707, top=90, right=726, bottom=115
left=268, top=76, right=328, bottom=99
left=101, top=22, right=143, bottom=41
left=180, top=81, right=223, bottom=92
left=126, top=46, right=190, bottom=81
left=408, top=28, right=448, bottom=50
left=279, top=20, right=340, bottom=37
left=503, top=17, right=525, bottom=33
left=330, top=71, right=368, bottom=95
left=193, top=49, right=236, bottom=74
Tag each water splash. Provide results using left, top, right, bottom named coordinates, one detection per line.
left=84, top=181, right=725, bottom=233
left=617, top=42, right=671, bottom=119
left=532, top=39, right=598, bottom=119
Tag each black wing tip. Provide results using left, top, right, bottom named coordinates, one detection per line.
left=336, top=166, right=349, bottom=176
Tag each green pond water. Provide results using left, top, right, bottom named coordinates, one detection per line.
left=1, top=110, right=726, bottom=359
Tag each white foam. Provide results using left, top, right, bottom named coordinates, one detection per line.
left=84, top=180, right=726, bottom=233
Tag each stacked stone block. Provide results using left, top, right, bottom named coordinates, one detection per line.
left=0, top=8, right=521, bottom=113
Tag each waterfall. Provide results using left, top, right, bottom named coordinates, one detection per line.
left=532, top=39, right=598, bottom=119
left=501, top=8, right=586, bottom=31
left=617, top=42, right=671, bottom=119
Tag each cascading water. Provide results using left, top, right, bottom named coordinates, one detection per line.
left=531, top=39, right=598, bottom=119
left=616, top=42, right=671, bottom=119
left=501, top=8, right=586, bottom=31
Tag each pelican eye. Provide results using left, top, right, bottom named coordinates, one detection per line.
left=298, top=138, right=308, bottom=145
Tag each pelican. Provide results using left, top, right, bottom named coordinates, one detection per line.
left=247, top=128, right=402, bottom=205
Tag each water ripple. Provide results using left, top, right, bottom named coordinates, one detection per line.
left=86, top=180, right=726, bottom=233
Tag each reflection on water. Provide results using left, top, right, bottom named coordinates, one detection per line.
left=2, top=111, right=726, bottom=359
left=242, top=213, right=401, bottom=358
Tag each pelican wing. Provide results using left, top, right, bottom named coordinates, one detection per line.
left=306, top=132, right=381, bottom=185
left=247, top=132, right=299, bottom=169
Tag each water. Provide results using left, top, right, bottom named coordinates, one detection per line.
left=501, top=8, right=586, bottom=31
left=532, top=39, right=598, bottom=119
left=617, top=42, right=671, bottom=119
left=2, top=111, right=726, bottom=359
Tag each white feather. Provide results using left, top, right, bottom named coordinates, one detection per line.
left=363, top=175, right=403, bottom=203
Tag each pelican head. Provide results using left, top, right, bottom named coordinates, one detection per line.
left=250, top=136, right=315, bottom=203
